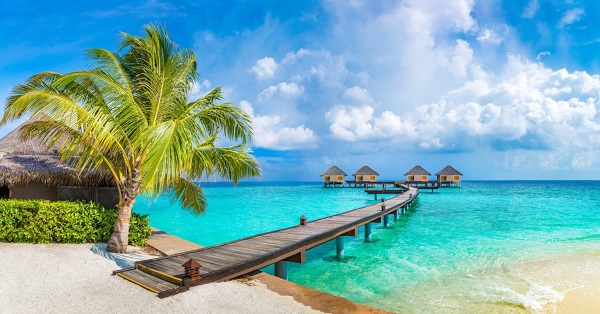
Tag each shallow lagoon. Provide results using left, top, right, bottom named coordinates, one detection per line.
left=133, top=181, right=600, bottom=312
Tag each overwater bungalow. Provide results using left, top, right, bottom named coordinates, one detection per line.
left=404, top=165, right=431, bottom=182
left=0, top=119, right=118, bottom=207
left=436, top=165, right=463, bottom=187
left=352, top=165, right=379, bottom=183
left=321, top=166, right=347, bottom=187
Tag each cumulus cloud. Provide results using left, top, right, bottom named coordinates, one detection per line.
left=257, top=82, right=304, bottom=101
left=342, top=86, right=373, bottom=105
left=240, top=101, right=317, bottom=150
left=251, top=57, right=278, bottom=79
left=326, top=105, right=416, bottom=142
left=559, top=8, right=585, bottom=28
left=326, top=55, right=600, bottom=160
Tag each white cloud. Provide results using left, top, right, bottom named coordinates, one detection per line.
left=559, top=8, right=585, bottom=28
left=325, top=105, right=416, bottom=142
left=320, top=0, right=480, bottom=110
left=342, top=86, right=373, bottom=105
left=326, top=55, right=600, bottom=161
left=240, top=101, right=317, bottom=150
left=188, top=79, right=212, bottom=100
left=437, top=40, right=474, bottom=77
left=536, top=51, right=551, bottom=61
left=250, top=57, right=278, bottom=79
left=280, top=48, right=349, bottom=88
left=477, top=29, right=503, bottom=44
left=281, top=48, right=312, bottom=65
left=257, top=82, right=304, bottom=101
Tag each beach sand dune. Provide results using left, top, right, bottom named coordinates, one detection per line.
left=0, top=243, right=322, bottom=314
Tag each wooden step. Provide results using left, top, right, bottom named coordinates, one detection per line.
left=116, top=269, right=185, bottom=298
left=136, top=262, right=184, bottom=286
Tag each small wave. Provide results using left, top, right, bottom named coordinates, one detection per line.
left=487, top=283, right=563, bottom=313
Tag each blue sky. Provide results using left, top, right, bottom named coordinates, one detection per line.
left=2, top=0, right=600, bottom=181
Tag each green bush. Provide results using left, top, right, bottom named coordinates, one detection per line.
left=0, top=199, right=151, bottom=246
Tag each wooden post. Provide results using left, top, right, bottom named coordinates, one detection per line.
left=275, top=261, right=288, bottom=280
left=401, top=205, right=406, bottom=214
left=336, top=237, right=345, bottom=259
left=300, top=215, right=307, bottom=226
left=364, top=222, right=372, bottom=242
left=383, top=214, right=389, bottom=228
left=393, top=210, right=398, bottom=221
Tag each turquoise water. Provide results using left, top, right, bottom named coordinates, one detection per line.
left=133, top=181, right=600, bottom=313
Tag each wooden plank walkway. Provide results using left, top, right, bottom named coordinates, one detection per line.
left=114, top=187, right=419, bottom=298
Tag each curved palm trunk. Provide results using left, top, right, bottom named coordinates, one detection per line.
left=106, top=176, right=140, bottom=253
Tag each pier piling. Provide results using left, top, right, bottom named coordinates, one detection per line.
left=336, top=237, right=345, bottom=259
left=383, top=214, right=390, bottom=228
left=275, top=261, right=288, bottom=280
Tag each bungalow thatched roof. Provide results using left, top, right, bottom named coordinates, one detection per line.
left=436, top=165, right=463, bottom=176
left=352, top=165, right=379, bottom=176
left=0, top=119, right=113, bottom=187
left=320, top=166, right=347, bottom=176
left=404, top=165, right=431, bottom=176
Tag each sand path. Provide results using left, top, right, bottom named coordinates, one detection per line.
left=0, top=243, right=322, bottom=314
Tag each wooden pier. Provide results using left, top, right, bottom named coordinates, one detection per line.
left=324, top=180, right=404, bottom=188
left=406, top=180, right=440, bottom=192
left=364, top=182, right=409, bottom=199
left=114, top=187, right=419, bottom=298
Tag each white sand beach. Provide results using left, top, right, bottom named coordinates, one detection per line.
left=2, top=242, right=600, bottom=313
left=0, top=243, right=322, bottom=314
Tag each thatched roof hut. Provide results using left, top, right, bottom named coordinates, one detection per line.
left=352, top=165, right=379, bottom=182
left=436, top=165, right=463, bottom=176
left=320, top=165, right=347, bottom=184
left=436, top=165, right=463, bottom=187
left=321, top=166, right=347, bottom=177
left=403, top=165, right=431, bottom=176
left=0, top=119, right=112, bottom=187
left=352, top=165, right=379, bottom=176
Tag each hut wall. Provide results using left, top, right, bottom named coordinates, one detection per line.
left=11, top=182, right=58, bottom=200
left=407, top=175, right=429, bottom=182
left=438, top=175, right=461, bottom=182
left=358, top=175, right=376, bottom=182
left=57, top=186, right=119, bottom=208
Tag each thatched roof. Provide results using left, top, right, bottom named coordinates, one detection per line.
left=436, top=165, right=463, bottom=176
left=404, top=165, right=431, bottom=176
left=0, top=118, right=57, bottom=155
left=0, top=119, right=113, bottom=187
left=320, top=166, right=347, bottom=176
left=352, top=165, right=379, bottom=176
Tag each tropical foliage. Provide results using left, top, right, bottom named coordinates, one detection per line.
left=1, top=24, right=261, bottom=252
left=0, top=199, right=151, bottom=246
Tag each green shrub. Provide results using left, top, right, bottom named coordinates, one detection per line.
left=0, top=199, right=151, bottom=246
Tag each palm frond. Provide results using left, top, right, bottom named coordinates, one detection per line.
left=191, top=144, right=261, bottom=184
left=167, top=178, right=207, bottom=215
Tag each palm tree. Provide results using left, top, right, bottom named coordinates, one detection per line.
left=1, top=24, right=261, bottom=253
